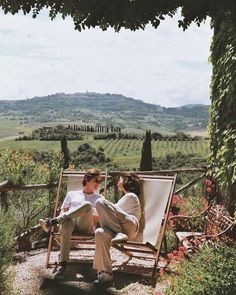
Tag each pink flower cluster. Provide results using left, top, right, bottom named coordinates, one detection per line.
left=171, top=194, right=180, bottom=205
left=167, top=245, right=187, bottom=262
left=205, top=178, right=215, bottom=194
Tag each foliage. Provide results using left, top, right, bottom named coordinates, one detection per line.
left=165, top=244, right=236, bottom=295
left=1, top=139, right=210, bottom=170
left=209, top=16, right=236, bottom=212
left=94, top=133, right=142, bottom=140
left=140, top=130, right=152, bottom=171
left=0, top=1, right=235, bottom=32
left=0, top=149, right=63, bottom=234
left=153, top=151, right=206, bottom=170
left=0, top=149, right=62, bottom=185
left=70, top=143, right=114, bottom=170
left=166, top=193, right=208, bottom=252
left=0, top=211, right=14, bottom=295
left=153, top=152, right=206, bottom=197
left=61, top=134, right=70, bottom=169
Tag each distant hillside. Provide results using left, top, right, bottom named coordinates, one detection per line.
left=0, top=92, right=209, bottom=134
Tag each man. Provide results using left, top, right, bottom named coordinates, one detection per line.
left=39, top=168, right=103, bottom=279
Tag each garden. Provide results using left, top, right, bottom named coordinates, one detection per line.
left=0, top=147, right=235, bottom=295
left=0, top=0, right=236, bottom=294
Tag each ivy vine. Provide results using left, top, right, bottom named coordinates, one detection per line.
left=208, top=15, right=236, bottom=212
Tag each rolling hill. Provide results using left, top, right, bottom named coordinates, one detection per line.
left=0, top=92, right=209, bottom=135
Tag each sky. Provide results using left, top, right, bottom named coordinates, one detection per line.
left=0, top=9, right=212, bottom=107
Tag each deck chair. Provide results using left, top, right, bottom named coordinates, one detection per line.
left=45, top=170, right=176, bottom=282
left=110, top=173, right=177, bottom=281
left=45, top=169, right=108, bottom=268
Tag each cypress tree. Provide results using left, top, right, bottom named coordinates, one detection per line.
left=140, top=130, right=152, bottom=171
left=61, top=134, right=70, bottom=169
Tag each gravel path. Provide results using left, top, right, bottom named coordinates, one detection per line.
left=13, top=249, right=155, bottom=295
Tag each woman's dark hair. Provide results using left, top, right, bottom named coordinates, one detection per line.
left=121, top=173, right=141, bottom=195
left=82, top=168, right=101, bottom=186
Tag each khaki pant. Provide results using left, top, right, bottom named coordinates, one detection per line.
left=93, top=198, right=139, bottom=273
left=59, top=201, right=93, bottom=262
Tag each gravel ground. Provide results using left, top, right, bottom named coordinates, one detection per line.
left=12, top=249, right=156, bottom=295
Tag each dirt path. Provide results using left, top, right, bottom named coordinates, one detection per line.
left=13, top=250, right=155, bottom=295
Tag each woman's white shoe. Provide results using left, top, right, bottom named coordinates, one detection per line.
left=93, top=271, right=114, bottom=287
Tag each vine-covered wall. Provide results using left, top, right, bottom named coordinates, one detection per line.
left=209, top=15, right=236, bottom=212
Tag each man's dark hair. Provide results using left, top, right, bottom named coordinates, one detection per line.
left=121, top=173, right=141, bottom=196
left=82, top=168, right=101, bottom=186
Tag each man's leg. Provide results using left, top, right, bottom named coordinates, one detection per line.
left=53, top=202, right=93, bottom=280
left=60, top=202, right=93, bottom=261
left=60, top=218, right=76, bottom=263
left=39, top=201, right=92, bottom=232
left=53, top=217, right=76, bottom=280
left=59, top=201, right=92, bottom=223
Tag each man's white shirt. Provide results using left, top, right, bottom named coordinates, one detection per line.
left=61, top=190, right=102, bottom=210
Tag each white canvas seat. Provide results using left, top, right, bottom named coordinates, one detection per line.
left=110, top=173, right=177, bottom=280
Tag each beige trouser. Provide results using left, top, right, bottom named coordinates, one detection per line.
left=93, top=198, right=139, bottom=273
left=58, top=201, right=94, bottom=262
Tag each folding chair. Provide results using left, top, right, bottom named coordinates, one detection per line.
left=45, top=169, right=108, bottom=268
left=110, top=173, right=177, bottom=281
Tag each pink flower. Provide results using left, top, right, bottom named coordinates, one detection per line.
left=178, top=246, right=186, bottom=252
left=173, top=250, right=178, bottom=256
left=167, top=253, right=174, bottom=260
left=205, top=179, right=212, bottom=186
left=171, top=194, right=180, bottom=205
left=207, top=187, right=212, bottom=193
left=178, top=251, right=185, bottom=259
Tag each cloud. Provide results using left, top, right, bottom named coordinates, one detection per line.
left=0, top=10, right=212, bottom=106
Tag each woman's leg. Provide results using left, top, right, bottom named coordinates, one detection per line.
left=93, top=227, right=113, bottom=273
left=95, top=198, right=139, bottom=240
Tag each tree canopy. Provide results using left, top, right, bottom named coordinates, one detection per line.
left=0, top=1, right=235, bottom=31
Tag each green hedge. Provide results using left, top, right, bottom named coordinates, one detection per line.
left=165, top=244, right=236, bottom=295
left=209, top=16, right=236, bottom=212
left=0, top=211, right=14, bottom=295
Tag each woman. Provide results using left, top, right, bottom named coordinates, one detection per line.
left=93, top=173, right=141, bottom=286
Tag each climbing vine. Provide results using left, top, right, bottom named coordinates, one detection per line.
left=209, top=15, right=236, bottom=212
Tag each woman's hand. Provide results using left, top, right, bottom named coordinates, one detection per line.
left=92, top=208, right=101, bottom=224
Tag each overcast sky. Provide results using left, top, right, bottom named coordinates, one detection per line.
left=0, top=10, right=212, bottom=107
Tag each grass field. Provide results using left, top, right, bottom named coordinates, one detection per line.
left=0, top=138, right=209, bottom=168
left=0, top=118, right=24, bottom=139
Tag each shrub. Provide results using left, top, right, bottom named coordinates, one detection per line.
left=165, top=244, right=236, bottom=295
left=0, top=211, right=14, bottom=295
left=0, top=149, right=63, bottom=234
left=70, top=143, right=115, bottom=170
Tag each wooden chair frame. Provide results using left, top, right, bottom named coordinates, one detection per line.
left=45, top=169, right=177, bottom=282
left=110, top=173, right=177, bottom=281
